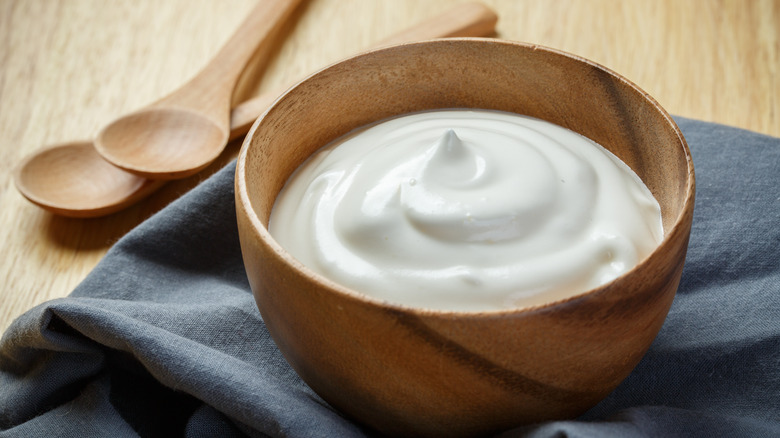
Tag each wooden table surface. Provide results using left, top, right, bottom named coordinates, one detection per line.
left=1, top=0, right=778, bottom=335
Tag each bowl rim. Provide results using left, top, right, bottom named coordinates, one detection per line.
left=235, top=37, right=696, bottom=317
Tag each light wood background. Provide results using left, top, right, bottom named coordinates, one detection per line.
left=1, top=0, right=778, bottom=335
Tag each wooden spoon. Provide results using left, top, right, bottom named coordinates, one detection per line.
left=14, top=2, right=498, bottom=218
left=93, top=0, right=302, bottom=180
left=13, top=100, right=267, bottom=218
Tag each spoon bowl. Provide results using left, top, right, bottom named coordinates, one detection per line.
left=14, top=141, right=164, bottom=218
left=95, top=108, right=227, bottom=179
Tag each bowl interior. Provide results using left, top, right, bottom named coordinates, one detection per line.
left=242, top=38, right=692, bottom=240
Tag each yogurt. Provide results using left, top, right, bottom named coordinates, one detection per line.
left=269, top=109, right=663, bottom=311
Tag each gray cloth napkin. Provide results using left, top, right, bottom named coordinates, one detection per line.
left=1, top=117, right=778, bottom=437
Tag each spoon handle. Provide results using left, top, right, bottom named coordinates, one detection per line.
left=227, top=2, right=498, bottom=140
left=158, top=0, right=303, bottom=121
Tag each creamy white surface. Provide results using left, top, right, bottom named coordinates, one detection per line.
left=269, top=110, right=663, bottom=311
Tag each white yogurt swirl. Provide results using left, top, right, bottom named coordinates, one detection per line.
left=269, top=110, right=663, bottom=311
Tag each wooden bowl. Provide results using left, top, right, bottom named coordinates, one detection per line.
left=235, top=38, right=695, bottom=437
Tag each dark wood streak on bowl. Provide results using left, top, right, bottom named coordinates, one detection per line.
left=384, top=307, right=603, bottom=403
